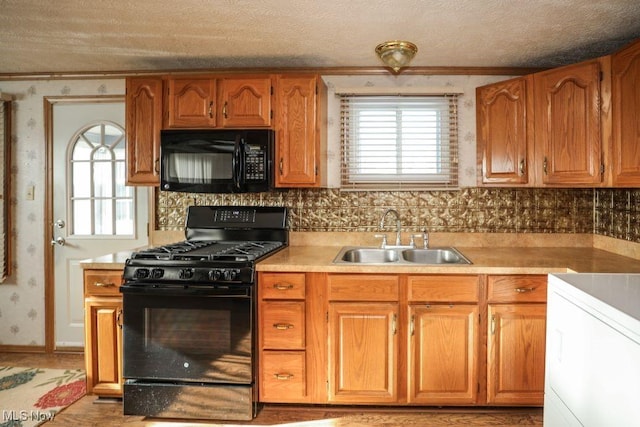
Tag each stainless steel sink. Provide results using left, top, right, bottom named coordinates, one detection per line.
left=401, top=248, right=471, bottom=264
left=333, top=246, right=471, bottom=265
left=339, top=248, right=400, bottom=263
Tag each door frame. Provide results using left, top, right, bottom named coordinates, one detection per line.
left=43, top=95, right=125, bottom=353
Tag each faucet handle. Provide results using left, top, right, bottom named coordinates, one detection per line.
left=374, top=233, right=388, bottom=248
left=410, top=234, right=423, bottom=248
left=422, top=229, right=429, bottom=249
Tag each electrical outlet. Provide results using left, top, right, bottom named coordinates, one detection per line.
left=26, top=185, right=34, bottom=200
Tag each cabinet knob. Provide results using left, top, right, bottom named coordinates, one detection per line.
left=223, top=101, right=228, bottom=118
left=519, top=159, right=525, bottom=176
left=208, top=101, right=214, bottom=118
left=515, top=287, right=535, bottom=293
left=273, top=283, right=294, bottom=290
left=543, top=157, right=548, bottom=175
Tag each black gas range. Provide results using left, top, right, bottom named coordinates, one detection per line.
left=122, top=205, right=288, bottom=289
left=120, top=206, right=287, bottom=421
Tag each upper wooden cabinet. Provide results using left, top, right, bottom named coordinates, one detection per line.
left=476, top=76, right=533, bottom=185
left=534, top=59, right=603, bottom=186
left=477, top=59, right=604, bottom=187
left=165, top=77, right=217, bottom=128
left=611, top=39, right=640, bottom=186
left=125, top=77, right=163, bottom=186
left=219, top=76, right=272, bottom=127
left=125, top=73, right=325, bottom=188
left=477, top=41, right=640, bottom=188
left=274, top=74, right=327, bottom=187
left=164, top=76, right=272, bottom=128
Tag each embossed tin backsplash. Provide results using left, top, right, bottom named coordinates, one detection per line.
left=154, top=187, right=635, bottom=238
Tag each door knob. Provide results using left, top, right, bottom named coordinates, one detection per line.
left=54, top=219, right=65, bottom=229
left=50, top=237, right=65, bottom=246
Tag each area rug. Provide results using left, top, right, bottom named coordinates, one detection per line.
left=0, top=366, right=86, bottom=427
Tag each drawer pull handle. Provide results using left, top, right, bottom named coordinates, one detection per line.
left=274, top=373, right=293, bottom=380
left=95, top=282, right=116, bottom=287
left=515, top=287, right=535, bottom=293
left=273, top=283, right=294, bottom=290
left=273, top=323, right=294, bottom=330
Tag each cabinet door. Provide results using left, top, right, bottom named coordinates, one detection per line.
left=612, top=40, right=640, bottom=186
left=165, top=78, right=216, bottom=127
left=476, top=76, right=533, bottom=185
left=220, top=77, right=272, bottom=127
left=125, top=77, right=162, bottom=185
left=487, top=303, right=546, bottom=405
left=328, top=302, right=398, bottom=403
left=84, top=297, right=122, bottom=397
left=408, top=304, right=478, bottom=404
left=534, top=60, right=602, bottom=185
left=274, top=74, right=324, bottom=187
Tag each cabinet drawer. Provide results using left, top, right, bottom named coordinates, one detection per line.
left=328, top=274, right=399, bottom=301
left=84, top=270, right=123, bottom=296
left=488, top=275, right=547, bottom=303
left=260, top=273, right=305, bottom=300
left=407, top=275, right=479, bottom=303
left=261, top=301, right=305, bottom=349
left=260, top=351, right=306, bottom=402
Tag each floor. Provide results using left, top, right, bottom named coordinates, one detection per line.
left=0, top=352, right=543, bottom=426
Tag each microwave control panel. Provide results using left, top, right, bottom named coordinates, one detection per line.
left=245, top=144, right=267, bottom=181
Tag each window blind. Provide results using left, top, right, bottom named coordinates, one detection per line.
left=340, top=94, right=459, bottom=191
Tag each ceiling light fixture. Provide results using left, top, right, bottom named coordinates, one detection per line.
left=375, top=40, right=418, bottom=73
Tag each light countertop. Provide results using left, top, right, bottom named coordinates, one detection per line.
left=256, top=246, right=640, bottom=274
left=79, top=232, right=640, bottom=274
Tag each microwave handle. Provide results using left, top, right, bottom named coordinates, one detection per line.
left=233, top=139, right=245, bottom=190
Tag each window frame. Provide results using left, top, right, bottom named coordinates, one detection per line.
left=67, top=120, right=136, bottom=237
left=339, top=93, right=459, bottom=191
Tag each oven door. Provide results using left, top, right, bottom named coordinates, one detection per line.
left=121, top=285, right=253, bottom=384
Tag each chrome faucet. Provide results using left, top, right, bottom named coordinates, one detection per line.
left=380, top=208, right=402, bottom=246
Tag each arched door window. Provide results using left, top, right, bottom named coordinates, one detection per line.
left=68, top=121, right=134, bottom=236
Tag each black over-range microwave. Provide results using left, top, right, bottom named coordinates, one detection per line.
left=160, top=129, right=274, bottom=193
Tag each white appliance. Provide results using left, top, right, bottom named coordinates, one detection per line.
left=545, top=273, right=640, bottom=426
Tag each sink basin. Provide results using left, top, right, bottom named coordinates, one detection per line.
left=339, top=248, right=400, bottom=263
left=333, top=246, right=471, bottom=265
left=402, top=248, right=471, bottom=264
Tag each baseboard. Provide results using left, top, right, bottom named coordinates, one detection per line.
left=0, top=344, right=46, bottom=353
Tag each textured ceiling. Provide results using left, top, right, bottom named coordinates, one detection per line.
left=1, top=0, right=640, bottom=75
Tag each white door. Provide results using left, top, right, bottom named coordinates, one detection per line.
left=52, top=99, right=148, bottom=348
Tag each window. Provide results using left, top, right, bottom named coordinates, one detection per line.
left=69, top=122, right=134, bottom=236
left=340, top=94, right=459, bottom=190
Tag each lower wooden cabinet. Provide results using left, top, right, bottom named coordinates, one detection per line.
left=486, top=275, right=547, bottom=405
left=259, top=271, right=547, bottom=407
left=258, top=272, right=310, bottom=403
left=83, top=269, right=123, bottom=397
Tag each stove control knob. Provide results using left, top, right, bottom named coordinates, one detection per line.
left=135, top=268, right=150, bottom=279
left=179, top=268, right=194, bottom=280
left=151, top=268, right=164, bottom=279
left=209, top=269, right=222, bottom=281
left=223, top=269, right=236, bottom=281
